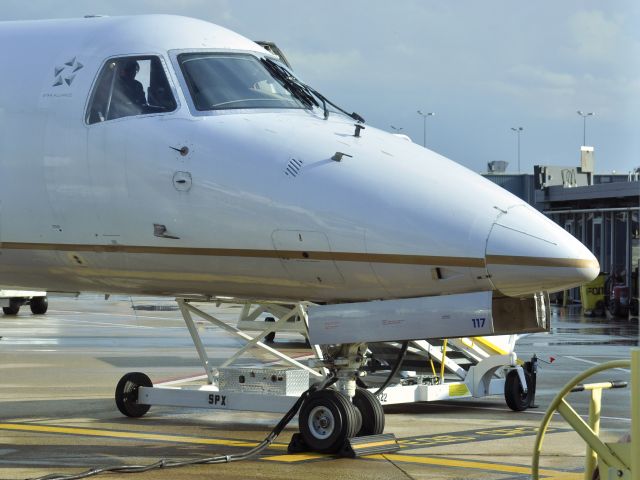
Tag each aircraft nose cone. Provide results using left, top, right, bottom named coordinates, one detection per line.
left=486, top=205, right=599, bottom=297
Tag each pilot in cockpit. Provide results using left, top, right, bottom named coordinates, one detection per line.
left=111, top=60, right=146, bottom=117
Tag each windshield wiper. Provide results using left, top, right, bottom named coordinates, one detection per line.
left=261, top=57, right=365, bottom=123
left=303, top=83, right=365, bottom=123
left=261, top=58, right=317, bottom=109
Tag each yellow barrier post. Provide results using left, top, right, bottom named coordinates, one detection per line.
left=632, top=349, right=638, bottom=480
left=584, top=387, right=602, bottom=480
left=532, top=359, right=631, bottom=480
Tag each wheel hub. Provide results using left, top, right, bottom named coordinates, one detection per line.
left=308, top=406, right=334, bottom=439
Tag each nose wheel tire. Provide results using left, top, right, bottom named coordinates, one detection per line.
left=504, top=369, right=533, bottom=411
left=352, top=387, right=385, bottom=436
left=115, top=372, right=152, bottom=418
left=299, top=389, right=362, bottom=453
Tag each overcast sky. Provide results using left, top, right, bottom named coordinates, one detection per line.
left=3, top=1, right=639, bottom=174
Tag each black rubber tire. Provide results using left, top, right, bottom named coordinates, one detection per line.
left=30, top=296, right=48, bottom=315
left=349, top=400, right=363, bottom=440
left=264, top=316, right=276, bottom=343
left=299, top=389, right=360, bottom=453
left=504, top=369, right=533, bottom=411
left=609, top=300, right=621, bottom=317
left=3, top=298, right=21, bottom=315
left=115, top=372, right=152, bottom=418
left=352, top=387, right=385, bottom=436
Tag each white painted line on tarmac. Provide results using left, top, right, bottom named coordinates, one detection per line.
left=565, top=355, right=630, bottom=373
left=44, top=316, right=189, bottom=330
left=48, top=309, right=180, bottom=323
left=8, top=349, right=60, bottom=352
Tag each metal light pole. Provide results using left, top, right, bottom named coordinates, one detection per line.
left=510, top=127, right=524, bottom=173
left=390, top=125, right=403, bottom=133
left=417, top=110, right=435, bottom=147
left=576, top=110, right=594, bottom=146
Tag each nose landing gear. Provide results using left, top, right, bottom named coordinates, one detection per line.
left=293, top=343, right=394, bottom=455
left=299, top=389, right=362, bottom=452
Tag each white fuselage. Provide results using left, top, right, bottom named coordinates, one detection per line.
left=0, top=15, right=598, bottom=302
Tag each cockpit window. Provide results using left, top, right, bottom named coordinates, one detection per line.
left=87, top=56, right=177, bottom=124
left=177, top=53, right=304, bottom=111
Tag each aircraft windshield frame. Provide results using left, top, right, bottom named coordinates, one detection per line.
left=177, top=52, right=306, bottom=112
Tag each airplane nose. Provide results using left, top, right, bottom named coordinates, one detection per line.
left=485, top=204, right=599, bottom=297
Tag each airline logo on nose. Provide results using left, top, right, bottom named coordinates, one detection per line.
left=52, top=57, right=84, bottom=87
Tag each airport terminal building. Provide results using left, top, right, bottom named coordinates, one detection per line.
left=484, top=158, right=639, bottom=306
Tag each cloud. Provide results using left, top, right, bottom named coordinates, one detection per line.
left=568, top=10, right=630, bottom=64
left=507, top=65, right=576, bottom=89
left=287, top=49, right=365, bottom=83
left=483, top=65, right=576, bottom=120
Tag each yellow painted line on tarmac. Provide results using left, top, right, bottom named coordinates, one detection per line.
left=353, top=439, right=398, bottom=449
left=0, top=422, right=583, bottom=475
left=0, top=423, right=286, bottom=450
left=367, top=453, right=579, bottom=478
left=262, top=453, right=325, bottom=462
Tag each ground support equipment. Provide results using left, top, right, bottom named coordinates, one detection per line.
left=235, top=300, right=309, bottom=344
left=115, top=297, right=538, bottom=456
left=532, top=348, right=638, bottom=480
left=116, top=297, right=323, bottom=418
left=367, top=337, right=536, bottom=411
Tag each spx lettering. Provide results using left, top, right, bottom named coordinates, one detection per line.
left=208, top=394, right=227, bottom=406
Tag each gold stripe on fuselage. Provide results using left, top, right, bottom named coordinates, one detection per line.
left=485, top=254, right=598, bottom=269
left=0, top=242, right=596, bottom=269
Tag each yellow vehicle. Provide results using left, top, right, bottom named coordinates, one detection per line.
left=580, top=272, right=606, bottom=316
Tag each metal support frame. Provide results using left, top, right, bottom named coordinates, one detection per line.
left=584, top=387, right=602, bottom=480
left=133, top=297, right=324, bottom=417
left=131, top=297, right=535, bottom=419
left=176, top=297, right=321, bottom=380
left=370, top=338, right=521, bottom=405
left=532, top=350, right=638, bottom=480
left=236, top=302, right=308, bottom=336
left=468, top=353, right=521, bottom=397
left=411, top=340, right=468, bottom=379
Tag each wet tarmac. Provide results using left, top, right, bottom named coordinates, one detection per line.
left=0, top=295, right=637, bottom=479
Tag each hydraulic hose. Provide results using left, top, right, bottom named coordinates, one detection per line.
left=373, top=341, right=409, bottom=396
left=29, top=376, right=337, bottom=480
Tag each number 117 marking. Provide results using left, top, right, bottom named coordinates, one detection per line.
left=472, top=318, right=486, bottom=328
